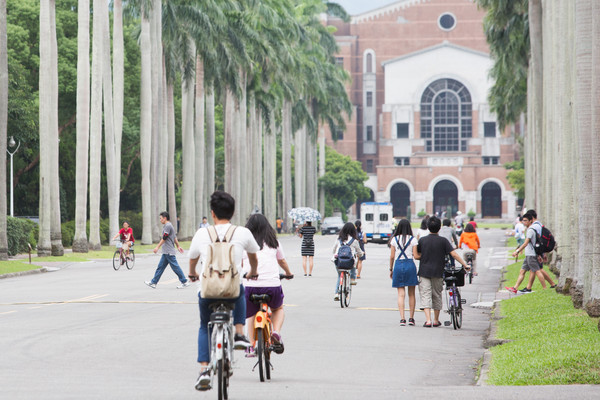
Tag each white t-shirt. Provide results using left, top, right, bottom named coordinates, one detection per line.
left=514, top=222, right=525, bottom=239
left=242, top=241, right=286, bottom=288
left=188, top=223, right=260, bottom=288
left=391, top=235, right=418, bottom=260
left=416, top=229, right=429, bottom=240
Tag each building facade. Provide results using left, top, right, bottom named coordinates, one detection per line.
left=325, top=0, right=518, bottom=220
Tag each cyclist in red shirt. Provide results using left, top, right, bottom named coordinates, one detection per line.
left=113, top=221, right=134, bottom=260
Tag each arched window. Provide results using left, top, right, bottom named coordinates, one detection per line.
left=420, top=79, right=472, bottom=152
left=390, top=182, right=410, bottom=217
left=366, top=53, right=373, bottom=73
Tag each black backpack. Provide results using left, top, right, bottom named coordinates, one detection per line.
left=533, top=223, right=556, bottom=256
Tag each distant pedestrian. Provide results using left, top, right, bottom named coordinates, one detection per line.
left=276, top=217, right=283, bottom=234
left=439, top=219, right=458, bottom=249
left=416, top=216, right=430, bottom=240
left=145, top=211, right=189, bottom=289
left=389, top=219, right=418, bottom=326
left=355, top=220, right=367, bottom=279
left=468, top=217, right=478, bottom=229
left=514, top=217, right=525, bottom=247
left=299, top=221, right=317, bottom=276
left=199, top=216, right=209, bottom=229
left=414, top=216, right=469, bottom=327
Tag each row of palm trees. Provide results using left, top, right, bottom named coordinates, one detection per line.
left=525, top=0, right=600, bottom=318
left=20, top=0, right=352, bottom=256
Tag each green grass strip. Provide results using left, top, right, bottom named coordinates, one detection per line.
left=0, top=260, right=45, bottom=275
left=488, top=261, right=600, bottom=385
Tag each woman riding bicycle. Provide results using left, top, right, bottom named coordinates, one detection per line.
left=112, top=221, right=134, bottom=259
left=242, top=214, right=293, bottom=357
left=331, top=222, right=363, bottom=301
left=459, top=223, right=480, bottom=276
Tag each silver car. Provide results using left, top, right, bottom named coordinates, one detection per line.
left=321, top=216, right=344, bottom=235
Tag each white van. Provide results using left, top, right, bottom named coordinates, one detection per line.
left=360, top=202, right=393, bottom=243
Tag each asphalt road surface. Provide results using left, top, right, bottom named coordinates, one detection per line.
left=1, top=228, right=598, bottom=399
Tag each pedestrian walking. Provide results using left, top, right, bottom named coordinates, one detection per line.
left=145, top=211, right=189, bottom=289
left=414, top=216, right=469, bottom=327
left=514, top=216, right=526, bottom=247
left=355, top=220, right=367, bottom=279
left=389, top=219, right=418, bottom=326
left=299, top=221, right=317, bottom=276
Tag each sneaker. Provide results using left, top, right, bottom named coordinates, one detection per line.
left=408, top=318, right=415, bottom=326
left=334, top=295, right=340, bottom=301
left=518, top=288, right=532, bottom=293
left=271, top=331, right=284, bottom=354
left=245, top=346, right=256, bottom=358
left=177, top=280, right=191, bottom=289
left=400, top=319, right=406, bottom=326
left=145, top=281, right=156, bottom=289
left=550, top=284, right=557, bottom=289
left=351, top=279, right=357, bottom=286
left=505, top=286, right=517, bottom=294
left=234, top=334, right=251, bottom=350
left=194, top=369, right=211, bottom=391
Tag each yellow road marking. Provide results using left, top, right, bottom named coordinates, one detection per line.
left=0, top=310, right=17, bottom=315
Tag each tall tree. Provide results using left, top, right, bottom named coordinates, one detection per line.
left=0, top=0, right=8, bottom=259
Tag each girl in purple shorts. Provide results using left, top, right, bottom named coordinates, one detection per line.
left=242, top=214, right=293, bottom=356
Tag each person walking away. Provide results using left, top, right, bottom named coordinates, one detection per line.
left=187, top=191, right=260, bottom=391
left=332, top=222, right=364, bottom=300
left=242, top=214, right=293, bottom=357
left=413, top=216, right=469, bottom=327
left=514, top=216, right=526, bottom=247
left=439, top=219, right=458, bottom=249
left=416, top=216, right=430, bottom=240
left=299, top=221, right=317, bottom=276
left=389, top=219, right=419, bottom=326
left=505, top=212, right=551, bottom=293
left=276, top=217, right=283, bottom=234
left=145, top=212, right=189, bottom=289
left=112, top=221, right=134, bottom=260
left=468, top=217, right=478, bottom=229
left=459, top=223, right=480, bottom=275
left=355, top=220, right=367, bottom=279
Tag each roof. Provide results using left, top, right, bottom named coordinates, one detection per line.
left=381, top=41, right=489, bottom=67
left=351, top=0, right=432, bottom=23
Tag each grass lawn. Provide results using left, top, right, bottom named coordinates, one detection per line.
left=488, top=261, right=600, bottom=385
left=0, top=260, right=45, bottom=275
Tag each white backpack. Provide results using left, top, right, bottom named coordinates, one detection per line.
left=200, top=225, right=240, bottom=299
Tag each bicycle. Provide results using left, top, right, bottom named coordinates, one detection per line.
left=248, top=274, right=293, bottom=382
left=112, top=241, right=135, bottom=270
left=337, top=266, right=353, bottom=308
left=203, top=302, right=235, bottom=400
left=443, top=256, right=466, bottom=330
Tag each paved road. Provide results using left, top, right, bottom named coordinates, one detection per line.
left=1, top=229, right=598, bottom=399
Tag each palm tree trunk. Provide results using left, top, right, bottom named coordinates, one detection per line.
left=139, top=5, right=153, bottom=244
left=319, top=129, right=325, bottom=217
left=150, top=0, right=163, bottom=242
left=264, top=111, right=276, bottom=226
left=48, top=0, right=63, bottom=256
left=282, top=101, right=292, bottom=232
left=586, top=0, right=600, bottom=317
left=0, top=0, right=8, bottom=259
left=206, top=84, right=215, bottom=196
left=253, top=103, right=263, bottom=214
left=73, top=0, right=90, bottom=253
left=160, top=56, right=168, bottom=215
left=167, top=82, right=177, bottom=229
left=224, top=89, right=234, bottom=194
left=195, top=56, right=205, bottom=226
left=294, top=125, right=304, bottom=207
left=113, top=0, right=124, bottom=223
left=180, top=55, right=196, bottom=240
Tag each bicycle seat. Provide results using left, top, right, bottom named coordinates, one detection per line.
left=209, top=302, right=235, bottom=312
left=210, top=311, right=231, bottom=323
left=249, top=294, right=271, bottom=304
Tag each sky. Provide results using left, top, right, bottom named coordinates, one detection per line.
left=331, top=0, right=399, bottom=15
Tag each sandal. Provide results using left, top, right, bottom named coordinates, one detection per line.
left=423, top=322, right=432, bottom=328
left=433, top=321, right=442, bottom=327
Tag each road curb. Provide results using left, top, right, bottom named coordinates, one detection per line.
left=0, top=266, right=48, bottom=280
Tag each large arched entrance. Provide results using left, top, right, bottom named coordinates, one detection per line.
left=433, top=180, right=458, bottom=217
left=481, top=182, right=502, bottom=217
left=390, top=182, right=410, bottom=217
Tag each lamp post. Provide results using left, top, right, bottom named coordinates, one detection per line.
left=7, top=136, right=20, bottom=217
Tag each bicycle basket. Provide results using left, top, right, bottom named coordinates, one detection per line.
left=444, top=267, right=466, bottom=287
left=116, top=242, right=122, bottom=249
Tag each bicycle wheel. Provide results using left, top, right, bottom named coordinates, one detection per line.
left=264, top=329, right=271, bottom=380
left=256, top=327, right=265, bottom=382
left=113, top=250, right=121, bottom=271
left=455, top=290, right=463, bottom=329
left=343, top=272, right=352, bottom=307
left=217, top=359, right=226, bottom=400
left=468, top=261, right=473, bottom=284
left=339, top=272, right=345, bottom=308
left=126, top=250, right=135, bottom=269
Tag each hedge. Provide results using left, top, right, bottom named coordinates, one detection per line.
left=7, top=217, right=38, bottom=256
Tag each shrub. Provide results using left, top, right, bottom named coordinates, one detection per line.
left=61, top=220, right=76, bottom=248
left=468, top=209, right=476, bottom=218
left=417, top=209, right=426, bottom=218
left=7, top=217, right=37, bottom=256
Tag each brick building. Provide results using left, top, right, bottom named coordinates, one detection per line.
left=325, top=0, right=518, bottom=220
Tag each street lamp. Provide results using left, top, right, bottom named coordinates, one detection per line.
left=7, top=136, right=20, bottom=217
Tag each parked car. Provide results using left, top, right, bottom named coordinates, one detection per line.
left=321, top=216, right=344, bottom=235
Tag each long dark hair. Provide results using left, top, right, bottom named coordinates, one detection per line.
left=419, top=216, right=430, bottom=230
left=392, top=219, right=413, bottom=246
left=245, top=214, right=279, bottom=250
left=355, top=220, right=362, bottom=233
left=338, top=222, right=358, bottom=242
left=464, top=223, right=476, bottom=233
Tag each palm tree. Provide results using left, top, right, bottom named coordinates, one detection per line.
left=73, top=0, right=90, bottom=253
left=195, top=55, right=205, bottom=225
left=150, top=0, right=163, bottom=242
left=0, top=0, right=8, bottom=260
left=113, top=0, right=125, bottom=231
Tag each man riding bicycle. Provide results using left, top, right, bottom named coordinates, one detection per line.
left=188, top=191, right=260, bottom=391
left=112, top=221, right=134, bottom=260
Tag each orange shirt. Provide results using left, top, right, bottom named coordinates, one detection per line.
left=459, top=232, right=480, bottom=252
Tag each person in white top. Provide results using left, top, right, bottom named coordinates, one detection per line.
left=416, top=216, right=430, bottom=240
left=188, top=191, right=259, bottom=391
left=242, top=213, right=293, bottom=357
left=389, top=219, right=419, bottom=326
left=332, top=222, right=364, bottom=300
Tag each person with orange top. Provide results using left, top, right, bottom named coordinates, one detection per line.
left=459, top=223, right=480, bottom=275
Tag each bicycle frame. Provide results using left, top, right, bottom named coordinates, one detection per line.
left=253, top=303, right=271, bottom=343
left=207, top=305, right=234, bottom=397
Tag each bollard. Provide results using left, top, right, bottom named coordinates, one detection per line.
left=28, top=243, right=32, bottom=264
